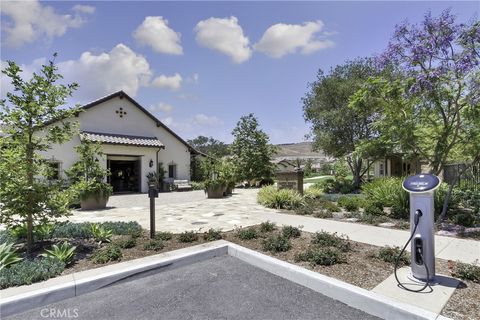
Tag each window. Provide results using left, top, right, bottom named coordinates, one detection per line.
left=168, top=164, right=177, bottom=179
left=48, top=162, right=61, bottom=180
left=379, top=163, right=384, bottom=176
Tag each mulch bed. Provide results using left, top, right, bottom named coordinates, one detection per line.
left=23, top=227, right=480, bottom=320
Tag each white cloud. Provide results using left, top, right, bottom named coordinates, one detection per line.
left=255, top=21, right=334, bottom=58
left=58, top=44, right=152, bottom=101
left=194, top=16, right=252, bottom=63
left=192, top=114, right=223, bottom=127
left=1, top=0, right=94, bottom=48
left=161, top=116, right=174, bottom=126
left=186, top=73, right=199, bottom=84
left=1, top=57, right=47, bottom=97
left=149, top=102, right=174, bottom=113
left=160, top=114, right=224, bottom=134
left=151, top=73, right=182, bottom=91
left=133, top=16, right=183, bottom=55
left=72, top=5, right=96, bottom=14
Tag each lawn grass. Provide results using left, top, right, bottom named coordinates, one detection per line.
left=303, top=175, right=334, bottom=183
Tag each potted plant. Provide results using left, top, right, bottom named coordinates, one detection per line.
left=204, top=178, right=226, bottom=198
left=219, top=159, right=237, bottom=196
left=66, top=142, right=112, bottom=210
left=202, top=159, right=226, bottom=198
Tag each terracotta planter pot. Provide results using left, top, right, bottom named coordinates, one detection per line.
left=80, top=194, right=109, bottom=210
left=207, top=185, right=224, bottom=199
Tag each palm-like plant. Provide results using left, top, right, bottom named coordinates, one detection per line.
left=40, top=241, right=76, bottom=265
left=0, top=242, right=23, bottom=271
left=90, top=223, right=113, bottom=244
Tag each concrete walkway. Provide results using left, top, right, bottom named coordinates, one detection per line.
left=256, top=212, right=480, bottom=264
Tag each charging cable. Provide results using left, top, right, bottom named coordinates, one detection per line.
left=394, top=209, right=432, bottom=292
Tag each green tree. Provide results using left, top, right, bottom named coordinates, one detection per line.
left=187, top=135, right=229, bottom=157
left=66, top=141, right=112, bottom=202
left=303, top=58, right=389, bottom=189
left=352, top=11, right=479, bottom=220
left=0, top=55, right=79, bottom=254
left=230, top=114, right=276, bottom=183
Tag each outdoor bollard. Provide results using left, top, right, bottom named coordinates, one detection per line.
left=148, top=184, right=159, bottom=239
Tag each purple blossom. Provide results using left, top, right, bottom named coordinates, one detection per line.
left=376, top=9, right=479, bottom=95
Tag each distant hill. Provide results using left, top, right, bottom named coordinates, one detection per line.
left=274, top=142, right=334, bottom=162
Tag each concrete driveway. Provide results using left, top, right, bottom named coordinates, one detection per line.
left=68, top=189, right=276, bottom=233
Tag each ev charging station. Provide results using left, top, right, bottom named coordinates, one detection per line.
left=396, top=174, right=441, bottom=291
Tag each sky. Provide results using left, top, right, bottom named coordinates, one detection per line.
left=1, top=1, right=478, bottom=144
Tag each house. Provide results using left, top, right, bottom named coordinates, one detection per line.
left=39, top=91, right=199, bottom=193
left=273, top=142, right=334, bottom=173
left=372, top=154, right=423, bottom=177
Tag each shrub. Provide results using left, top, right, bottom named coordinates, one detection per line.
left=178, top=231, right=198, bottom=243
left=40, top=242, right=76, bottom=265
left=311, top=231, right=351, bottom=252
left=452, top=211, right=476, bottom=227
left=337, top=196, right=360, bottom=212
left=318, top=178, right=356, bottom=194
left=90, top=245, right=122, bottom=264
left=9, top=224, right=28, bottom=240
left=90, top=223, right=113, bottom=244
left=362, top=178, right=408, bottom=218
left=363, top=202, right=384, bottom=216
left=51, top=222, right=92, bottom=239
left=259, top=221, right=276, bottom=233
left=34, top=223, right=55, bottom=241
left=0, top=243, right=23, bottom=270
left=455, top=188, right=480, bottom=214
left=452, top=261, right=480, bottom=283
left=281, top=225, right=301, bottom=239
left=372, top=246, right=409, bottom=265
left=203, top=229, right=222, bottom=241
left=100, top=221, right=143, bottom=237
left=322, top=201, right=341, bottom=213
left=257, top=186, right=304, bottom=210
left=0, top=258, right=65, bottom=289
left=236, top=227, right=258, bottom=240
left=0, top=230, right=16, bottom=245
left=295, top=247, right=346, bottom=266
left=313, top=210, right=334, bottom=219
left=263, top=235, right=291, bottom=253
left=113, top=236, right=137, bottom=249
left=304, top=187, right=323, bottom=199
left=360, top=213, right=389, bottom=225
left=294, top=204, right=314, bottom=215
left=143, top=240, right=165, bottom=251
left=155, top=231, right=173, bottom=241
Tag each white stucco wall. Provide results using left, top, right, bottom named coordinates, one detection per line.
left=38, top=94, right=191, bottom=193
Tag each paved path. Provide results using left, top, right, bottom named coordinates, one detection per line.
left=68, top=189, right=277, bottom=233
left=68, top=189, right=479, bottom=264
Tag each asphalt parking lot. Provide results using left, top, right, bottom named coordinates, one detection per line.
left=7, top=256, right=381, bottom=320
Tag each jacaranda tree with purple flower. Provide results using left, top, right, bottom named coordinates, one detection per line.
left=351, top=10, right=479, bottom=220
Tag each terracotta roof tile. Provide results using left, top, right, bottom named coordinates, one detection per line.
left=80, top=131, right=164, bottom=148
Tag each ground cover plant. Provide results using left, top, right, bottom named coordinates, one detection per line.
left=178, top=231, right=199, bottom=243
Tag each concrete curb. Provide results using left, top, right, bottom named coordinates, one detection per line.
left=227, top=243, right=451, bottom=320
left=1, top=241, right=452, bottom=320
left=1, top=241, right=228, bottom=317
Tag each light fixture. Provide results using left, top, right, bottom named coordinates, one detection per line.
left=149, top=159, right=154, bottom=168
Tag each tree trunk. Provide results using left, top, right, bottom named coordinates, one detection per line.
left=348, top=157, right=363, bottom=190
left=26, top=133, right=34, bottom=256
